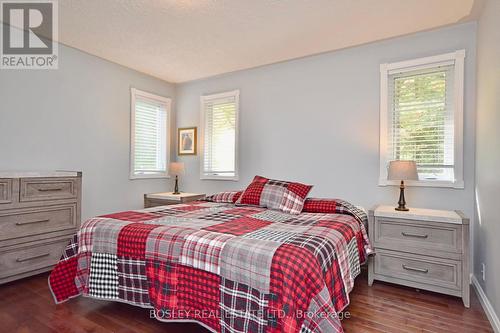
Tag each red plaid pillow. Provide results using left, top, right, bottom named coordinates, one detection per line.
left=235, top=175, right=313, bottom=214
left=302, top=198, right=338, bottom=213
left=205, top=191, right=242, bottom=203
left=302, top=198, right=368, bottom=228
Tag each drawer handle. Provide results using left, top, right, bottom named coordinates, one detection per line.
left=16, top=252, right=50, bottom=262
left=402, top=264, right=429, bottom=273
left=401, top=232, right=428, bottom=239
left=16, top=219, right=49, bottom=226
left=38, top=188, right=63, bottom=192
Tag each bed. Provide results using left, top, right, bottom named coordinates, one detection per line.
left=49, top=196, right=371, bottom=333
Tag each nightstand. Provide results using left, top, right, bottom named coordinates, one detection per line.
left=144, top=192, right=206, bottom=208
left=368, top=205, right=470, bottom=307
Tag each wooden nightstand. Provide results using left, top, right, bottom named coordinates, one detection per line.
left=368, top=205, right=470, bottom=307
left=144, top=192, right=206, bottom=208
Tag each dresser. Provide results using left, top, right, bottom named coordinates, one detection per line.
left=368, top=205, right=470, bottom=307
left=144, top=192, right=206, bottom=208
left=0, top=171, right=82, bottom=284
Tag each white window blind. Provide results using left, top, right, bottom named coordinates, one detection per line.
left=130, top=89, right=170, bottom=179
left=388, top=65, right=455, bottom=181
left=379, top=50, right=465, bottom=188
left=201, top=90, right=239, bottom=180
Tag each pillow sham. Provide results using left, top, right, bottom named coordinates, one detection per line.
left=235, top=175, right=312, bottom=214
left=205, top=191, right=242, bottom=203
left=303, top=198, right=368, bottom=227
left=302, top=198, right=338, bottom=213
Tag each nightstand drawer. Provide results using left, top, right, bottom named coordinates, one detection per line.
left=0, top=204, right=76, bottom=241
left=144, top=192, right=206, bottom=208
left=374, top=218, right=462, bottom=253
left=144, top=198, right=178, bottom=208
left=20, top=178, right=77, bottom=202
left=374, top=249, right=461, bottom=291
left=0, top=237, right=70, bottom=280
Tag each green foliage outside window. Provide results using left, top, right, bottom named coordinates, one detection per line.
left=393, top=70, right=448, bottom=177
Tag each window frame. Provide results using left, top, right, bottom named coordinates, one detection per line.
left=199, top=89, right=240, bottom=181
left=379, top=50, right=465, bottom=188
left=130, top=87, right=172, bottom=180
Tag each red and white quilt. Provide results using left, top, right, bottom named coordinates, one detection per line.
left=49, top=200, right=371, bottom=333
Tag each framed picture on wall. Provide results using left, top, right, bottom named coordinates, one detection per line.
left=178, top=127, right=197, bottom=155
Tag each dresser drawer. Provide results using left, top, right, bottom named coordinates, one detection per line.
left=0, top=237, right=69, bottom=280
left=20, top=178, right=77, bottom=202
left=0, top=204, right=76, bottom=241
left=374, top=217, right=462, bottom=254
left=0, top=179, right=13, bottom=204
left=374, top=249, right=461, bottom=291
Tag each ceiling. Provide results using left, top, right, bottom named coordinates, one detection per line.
left=57, top=0, right=481, bottom=83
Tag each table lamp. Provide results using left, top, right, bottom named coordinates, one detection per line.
left=387, top=160, right=418, bottom=211
left=169, top=162, right=185, bottom=195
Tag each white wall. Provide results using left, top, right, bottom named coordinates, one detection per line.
left=176, top=23, right=477, bottom=221
left=0, top=43, right=176, bottom=220
left=474, top=0, right=500, bottom=322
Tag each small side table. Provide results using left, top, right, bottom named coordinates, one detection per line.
left=144, top=192, right=206, bottom=208
left=368, top=205, right=470, bottom=307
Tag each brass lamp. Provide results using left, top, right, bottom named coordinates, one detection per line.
left=387, top=160, right=418, bottom=211
left=169, top=162, right=185, bottom=195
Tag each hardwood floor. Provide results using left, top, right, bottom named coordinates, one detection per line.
left=343, top=271, right=492, bottom=333
left=0, top=269, right=493, bottom=333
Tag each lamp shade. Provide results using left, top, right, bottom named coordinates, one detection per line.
left=169, top=162, right=185, bottom=175
left=387, top=160, right=418, bottom=181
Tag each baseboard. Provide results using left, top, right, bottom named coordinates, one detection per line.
left=472, top=275, right=500, bottom=333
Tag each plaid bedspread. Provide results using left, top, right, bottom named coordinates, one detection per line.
left=49, top=201, right=371, bottom=333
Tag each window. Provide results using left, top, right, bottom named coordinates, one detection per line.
left=130, top=88, right=171, bottom=179
left=200, top=90, right=239, bottom=180
left=379, top=50, right=465, bottom=188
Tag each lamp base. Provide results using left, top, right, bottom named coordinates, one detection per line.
left=172, top=175, right=180, bottom=195
left=395, top=180, right=409, bottom=211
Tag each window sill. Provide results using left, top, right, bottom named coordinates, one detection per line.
left=201, top=175, right=239, bottom=181
left=379, top=179, right=464, bottom=189
left=130, top=173, right=171, bottom=180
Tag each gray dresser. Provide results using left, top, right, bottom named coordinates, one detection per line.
left=368, top=205, right=470, bottom=307
left=0, top=171, right=81, bottom=284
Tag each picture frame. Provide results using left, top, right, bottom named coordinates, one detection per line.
left=178, top=127, right=197, bottom=155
